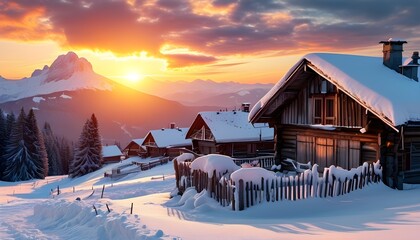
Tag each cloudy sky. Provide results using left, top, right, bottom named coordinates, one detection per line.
left=1, top=0, right=419, bottom=85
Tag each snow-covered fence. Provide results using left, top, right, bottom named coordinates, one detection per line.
left=173, top=154, right=382, bottom=211
left=232, top=155, right=276, bottom=169
left=135, top=157, right=170, bottom=171
left=232, top=161, right=382, bottom=210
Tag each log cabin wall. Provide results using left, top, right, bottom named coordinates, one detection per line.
left=279, top=75, right=368, bottom=128
left=273, top=74, right=381, bottom=171
left=277, top=126, right=379, bottom=170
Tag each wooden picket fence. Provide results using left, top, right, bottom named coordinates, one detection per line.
left=232, top=155, right=276, bottom=169
left=174, top=159, right=382, bottom=211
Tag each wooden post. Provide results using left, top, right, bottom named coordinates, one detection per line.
left=93, top=205, right=98, bottom=215
left=324, top=169, right=329, bottom=198
left=73, top=186, right=75, bottom=193
left=57, top=185, right=60, bottom=195
left=266, top=179, right=270, bottom=202
left=106, top=203, right=111, bottom=213
left=245, top=182, right=249, bottom=208
left=130, top=203, right=133, bottom=214
left=101, top=184, right=105, bottom=198
left=250, top=181, right=254, bottom=206
left=239, top=179, right=244, bottom=211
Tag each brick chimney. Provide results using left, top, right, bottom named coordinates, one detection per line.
left=379, top=38, right=407, bottom=73
left=401, top=51, right=419, bottom=81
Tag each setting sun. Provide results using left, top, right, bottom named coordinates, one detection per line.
left=124, top=72, right=144, bottom=83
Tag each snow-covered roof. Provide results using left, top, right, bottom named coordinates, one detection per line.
left=250, top=53, right=420, bottom=128
left=191, top=111, right=273, bottom=143
left=132, top=138, right=144, bottom=146
left=143, top=128, right=191, bottom=148
left=102, top=145, right=123, bottom=158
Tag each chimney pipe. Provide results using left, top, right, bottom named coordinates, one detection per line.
left=241, top=103, right=250, bottom=112
left=401, top=51, right=419, bottom=81
left=379, top=38, right=407, bottom=73
left=412, top=51, right=419, bottom=65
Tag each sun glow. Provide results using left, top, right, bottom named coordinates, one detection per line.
left=124, top=72, right=144, bottom=83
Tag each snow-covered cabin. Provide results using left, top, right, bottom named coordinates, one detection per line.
left=249, top=39, right=420, bottom=189
left=142, top=126, right=192, bottom=158
left=185, top=110, right=274, bottom=157
left=102, top=145, right=123, bottom=164
left=122, top=138, right=147, bottom=157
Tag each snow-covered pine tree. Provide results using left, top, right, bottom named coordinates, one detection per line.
left=59, top=137, right=73, bottom=174
left=0, top=109, right=7, bottom=179
left=5, top=112, right=16, bottom=138
left=26, top=109, right=48, bottom=178
left=90, top=113, right=103, bottom=165
left=3, top=109, right=38, bottom=181
left=70, top=116, right=102, bottom=178
left=43, top=122, right=63, bottom=175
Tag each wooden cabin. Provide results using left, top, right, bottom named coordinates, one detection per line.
left=186, top=110, right=274, bottom=157
left=142, top=126, right=192, bottom=158
left=122, top=138, right=147, bottom=157
left=102, top=145, right=123, bottom=164
left=249, top=39, right=420, bottom=189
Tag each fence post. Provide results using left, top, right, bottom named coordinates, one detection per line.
left=323, top=169, right=329, bottom=198
left=239, top=179, right=244, bottom=211
left=174, top=159, right=179, bottom=189
left=265, top=178, right=270, bottom=202
left=101, top=184, right=105, bottom=198
left=93, top=205, right=98, bottom=215
left=245, top=182, right=249, bottom=208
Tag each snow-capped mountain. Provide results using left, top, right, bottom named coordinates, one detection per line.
left=0, top=52, right=113, bottom=103
left=0, top=52, right=214, bottom=144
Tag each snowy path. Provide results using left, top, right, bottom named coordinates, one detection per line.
left=0, top=201, right=58, bottom=240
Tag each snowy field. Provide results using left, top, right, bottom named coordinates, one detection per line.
left=1, top=157, right=420, bottom=240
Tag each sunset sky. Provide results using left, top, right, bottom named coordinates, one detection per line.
left=1, top=0, right=420, bottom=85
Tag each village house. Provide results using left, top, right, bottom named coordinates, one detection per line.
left=101, top=145, right=123, bottom=164
left=249, top=39, right=420, bottom=189
left=186, top=105, right=274, bottom=157
left=142, top=124, right=192, bottom=158
left=122, top=138, right=147, bottom=158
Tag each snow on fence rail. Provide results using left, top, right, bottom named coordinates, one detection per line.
left=174, top=155, right=382, bottom=211
left=105, top=157, right=170, bottom=178
left=232, top=155, right=275, bottom=169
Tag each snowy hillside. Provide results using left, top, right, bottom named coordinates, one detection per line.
left=1, top=158, right=420, bottom=239
left=0, top=52, right=114, bottom=103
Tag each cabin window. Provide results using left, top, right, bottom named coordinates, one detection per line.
left=314, top=98, right=323, bottom=124
left=325, top=97, right=335, bottom=125
left=312, top=96, right=335, bottom=125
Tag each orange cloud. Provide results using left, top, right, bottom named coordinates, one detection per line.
left=1, top=0, right=419, bottom=69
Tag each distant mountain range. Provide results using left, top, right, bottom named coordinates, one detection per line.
left=137, top=78, right=273, bottom=108
left=0, top=52, right=215, bottom=144
left=0, top=52, right=273, bottom=145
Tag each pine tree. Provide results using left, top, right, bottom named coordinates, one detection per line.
left=70, top=115, right=102, bottom=178
left=26, top=109, right=48, bottom=178
left=59, top=137, right=73, bottom=174
left=90, top=114, right=103, bottom=165
left=0, top=109, right=7, bottom=179
left=2, top=109, right=49, bottom=181
left=43, top=122, right=62, bottom=175
left=3, top=109, right=35, bottom=181
left=5, top=112, right=15, bottom=138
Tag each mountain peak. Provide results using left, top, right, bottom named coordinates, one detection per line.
left=33, top=51, right=93, bottom=83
